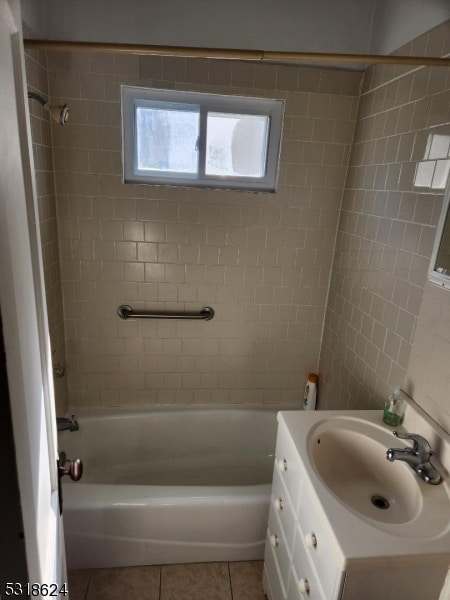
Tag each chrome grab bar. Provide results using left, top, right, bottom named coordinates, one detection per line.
left=117, top=304, right=214, bottom=321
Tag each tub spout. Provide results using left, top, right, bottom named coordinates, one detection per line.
left=57, top=415, right=79, bottom=432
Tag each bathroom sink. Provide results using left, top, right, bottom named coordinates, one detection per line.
left=302, top=415, right=450, bottom=541
left=310, top=422, right=420, bottom=525
left=273, top=405, right=450, bottom=597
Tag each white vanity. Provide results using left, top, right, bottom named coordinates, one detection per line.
left=263, top=403, right=450, bottom=600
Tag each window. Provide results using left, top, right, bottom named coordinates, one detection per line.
left=121, top=86, right=283, bottom=192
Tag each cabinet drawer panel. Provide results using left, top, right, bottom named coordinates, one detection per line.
left=264, top=530, right=287, bottom=600
left=268, top=506, right=292, bottom=591
left=275, top=421, right=303, bottom=508
left=291, top=530, right=327, bottom=600
left=297, top=485, right=342, bottom=599
left=271, top=467, right=297, bottom=552
left=288, top=562, right=325, bottom=600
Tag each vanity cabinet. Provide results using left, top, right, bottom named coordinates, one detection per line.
left=262, top=412, right=449, bottom=600
left=263, top=417, right=344, bottom=600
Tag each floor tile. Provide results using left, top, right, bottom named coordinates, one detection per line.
left=161, top=562, right=231, bottom=600
left=68, top=570, right=91, bottom=600
left=229, top=561, right=266, bottom=600
left=86, top=565, right=160, bottom=600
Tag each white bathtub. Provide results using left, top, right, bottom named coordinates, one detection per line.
left=59, top=406, right=287, bottom=569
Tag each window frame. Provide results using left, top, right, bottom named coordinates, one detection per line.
left=121, top=86, right=284, bottom=192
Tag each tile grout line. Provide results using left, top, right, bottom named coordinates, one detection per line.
left=83, top=572, right=91, bottom=600
left=227, top=562, right=234, bottom=600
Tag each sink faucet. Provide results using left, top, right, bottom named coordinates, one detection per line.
left=386, top=431, right=441, bottom=485
left=57, top=414, right=79, bottom=432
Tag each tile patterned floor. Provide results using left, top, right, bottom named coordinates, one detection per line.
left=68, top=561, right=266, bottom=600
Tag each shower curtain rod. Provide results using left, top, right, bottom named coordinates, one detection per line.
left=23, top=39, right=450, bottom=68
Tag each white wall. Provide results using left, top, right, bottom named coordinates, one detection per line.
left=20, top=0, right=44, bottom=36
left=39, top=0, right=376, bottom=54
left=370, top=0, right=450, bottom=55
left=406, top=282, right=450, bottom=433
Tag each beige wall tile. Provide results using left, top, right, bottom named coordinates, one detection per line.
left=161, top=57, right=186, bottom=82
left=319, top=23, right=450, bottom=424
left=43, top=51, right=361, bottom=408
left=138, top=55, right=162, bottom=80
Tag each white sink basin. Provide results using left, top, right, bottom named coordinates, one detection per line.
left=278, top=407, right=450, bottom=556
left=310, top=422, right=420, bottom=524
left=307, top=417, right=449, bottom=539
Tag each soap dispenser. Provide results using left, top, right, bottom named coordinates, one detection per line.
left=383, top=386, right=406, bottom=426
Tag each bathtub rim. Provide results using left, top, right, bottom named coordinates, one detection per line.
left=62, top=481, right=272, bottom=504
left=61, top=402, right=302, bottom=421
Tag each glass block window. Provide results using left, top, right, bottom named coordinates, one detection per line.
left=122, top=86, right=283, bottom=192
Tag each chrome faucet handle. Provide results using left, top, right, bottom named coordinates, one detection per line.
left=393, top=431, right=431, bottom=460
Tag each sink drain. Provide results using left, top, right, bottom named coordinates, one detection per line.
left=371, top=495, right=390, bottom=510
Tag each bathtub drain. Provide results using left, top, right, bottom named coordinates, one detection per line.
left=371, top=495, right=390, bottom=510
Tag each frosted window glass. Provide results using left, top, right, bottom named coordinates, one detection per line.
left=122, top=86, right=283, bottom=191
left=205, top=113, right=269, bottom=178
left=136, top=106, right=199, bottom=174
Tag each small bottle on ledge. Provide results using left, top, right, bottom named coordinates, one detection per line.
left=303, top=373, right=318, bottom=411
left=383, top=386, right=406, bottom=426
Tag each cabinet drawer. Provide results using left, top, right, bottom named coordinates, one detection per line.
left=268, top=505, right=292, bottom=592
left=264, top=530, right=287, bottom=600
left=275, top=421, right=303, bottom=509
left=297, top=484, right=343, bottom=600
left=271, top=467, right=297, bottom=552
left=288, top=561, right=325, bottom=600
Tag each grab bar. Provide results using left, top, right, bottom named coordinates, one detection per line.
left=117, top=304, right=214, bottom=321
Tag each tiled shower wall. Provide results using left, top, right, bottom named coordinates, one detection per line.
left=46, top=54, right=361, bottom=407
left=25, top=47, right=68, bottom=415
left=319, top=21, right=450, bottom=414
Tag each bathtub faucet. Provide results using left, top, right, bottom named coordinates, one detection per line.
left=57, top=414, right=79, bottom=432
